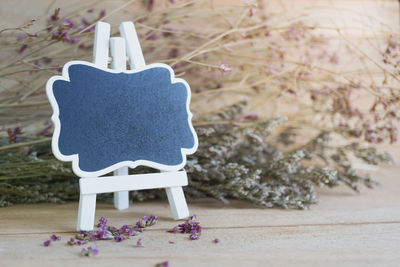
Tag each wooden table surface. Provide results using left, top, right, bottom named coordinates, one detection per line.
left=0, top=161, right=399, bottom=267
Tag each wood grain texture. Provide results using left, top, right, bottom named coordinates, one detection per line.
left=0, top=161, right=399, bottom=267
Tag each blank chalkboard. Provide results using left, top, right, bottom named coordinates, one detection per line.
left=46, top=61, right=198, bottom=177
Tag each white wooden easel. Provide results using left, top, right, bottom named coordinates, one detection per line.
left=76, top=21, right=190, bottom=231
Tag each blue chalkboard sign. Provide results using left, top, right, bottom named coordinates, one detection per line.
left=46, top=61, right=198, bottom=177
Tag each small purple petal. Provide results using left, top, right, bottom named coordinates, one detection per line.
left=50, top=234, right=60, bottom=241
left=17, top=34, right=26, bottom=42
left=189, top=233, right=199, bottom=240
left=243, top=114, right=259, bottom=121
left=128, top=227, right=137, bottom=236
left=18, top=44, right=28, bottom=55
left=43, top=240, right=51, bottom=247
left=81, top=246, right=98, bottom=257
left=81, top=18, right=90, bottom=26
left=156, top=261, right=169, bottom=267
left=76, top=25, right=86, bottom=31
left=114, top=235, right=124, bottom=242
left=136, top=238, right=143, bottom=247
left=88, top=246, right=98, bottom=255
left=62, top=19, right=74, bottom=29
left=99, top=9, right=106, bottom=18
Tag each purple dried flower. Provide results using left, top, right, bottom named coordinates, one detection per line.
left=81, top=246, right=98, bottom=257
left=46, top=8, right=60, bottom=26
left=50, top=234, right=60, bottom=241
left=7, top=127, right=22, bottom=144
left=143, top=0, right=155, bottom=11
left=172, top=214, right=202, bottom=239
left=52, top=8, right=60, bottom=21
left=189, top=233, right=199, bottom=240
left=67, top=238, right=75, bottom=246
left=168, top=48, right=179, bottom=59
left=99, top=9, right=106, bottom=18
left=168, top=240, right=175, bottom=244
left=146, top=215, right=158, bottom=226
left=146, top=32, right=159, bottom=41
left=87, top=26, right=95, bottom=32
left=64, top=32, right=72, bottom=44
left=136, top=218, right=145, bottom=229
left=18, top=44, right=28, bottom=55
left=114, top=235, right=124, bottom=242
left=136, top=238, right=143, bottom=247
left=78, top=18, right=95, bottom=32
left=128, top=226, right=137, bottom=236
left=97, top=216, right=108, bottom=228
left=17, top=34, right=26, bottom=42
left=156, top=261, right=169, bottom=267
left=214, top=238, right=220, bottom=243
left=39, top=120, right=53, bottom=136
left=88, top=246, right=98, bottom=255
left=76, top=240, right=85, bottom=246
left=243, top=114, right=259, bottom=121
left=81, top=18, right=90, bottom=26
left=43, top=240, right=51, bottom=247
left=62, top=19, right=74, bottom=29
left=76, top=25, right=86, bottom=31
left=119, top=225, right=128, bottom=234
left=96, top=229, right=106, bottom=239
left=135, top=215, right=158, bottom=229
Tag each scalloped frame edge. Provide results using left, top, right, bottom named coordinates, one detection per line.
left=46, top=60, right=198, bottom=178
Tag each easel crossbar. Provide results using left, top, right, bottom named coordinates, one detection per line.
left=79, top=170, right=188, bottom=195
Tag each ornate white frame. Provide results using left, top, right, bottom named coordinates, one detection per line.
left=46, top=61, right=198, bottom=178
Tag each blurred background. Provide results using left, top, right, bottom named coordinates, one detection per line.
left=0, top=0, right=399, bottom=209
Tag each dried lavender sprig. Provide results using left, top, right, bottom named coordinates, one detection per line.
left=172, top=214, right=202, bottom=240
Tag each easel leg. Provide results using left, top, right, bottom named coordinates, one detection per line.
left=77, top=193, right=96, bottom=231
left=165, top=186, right=189, bottom=220
left=114, top=191, right=129, bottom=210
left=113, top=166, right=130, bottom=210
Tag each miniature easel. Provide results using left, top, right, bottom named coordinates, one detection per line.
left=77, top=21, right=189, bottom=231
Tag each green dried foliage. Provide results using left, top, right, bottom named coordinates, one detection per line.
left=0, top=102, right=392, bottom=208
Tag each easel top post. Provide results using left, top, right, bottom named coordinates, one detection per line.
left=119, top=21, right=146, bottom=69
